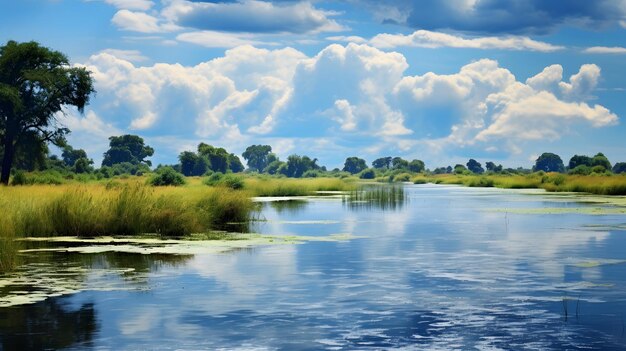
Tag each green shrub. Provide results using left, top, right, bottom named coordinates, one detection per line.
left=569, top=165, right=591, bottom=175
left=149, top=167, right=186, bottom=186
left=359, top=168, right=376, bottom=179
left=10, top=171, right=27, bottom=185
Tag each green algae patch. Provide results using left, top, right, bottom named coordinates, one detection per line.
left=489, top=207, right=626, bottom=215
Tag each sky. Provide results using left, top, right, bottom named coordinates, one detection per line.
left=1, top=0, right=626, bottom=169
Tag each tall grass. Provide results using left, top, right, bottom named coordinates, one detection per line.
left=0, top=183, right=255, bottom=240
left=245, top=177, right=356, bottom=196
left=343, top=185, right=407, bottom=210
left=0, top=214, right=19, bottom=273
left=413, top=173, right=626, bottom=195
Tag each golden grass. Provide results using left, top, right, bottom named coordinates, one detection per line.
left=244, top=177, right=357, bottom=196
left=412, top=173, right=626, bottom=195
left=0, top=182, right=255, bottom=240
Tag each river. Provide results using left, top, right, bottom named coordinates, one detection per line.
left=1, top=184, right=626, bottom=350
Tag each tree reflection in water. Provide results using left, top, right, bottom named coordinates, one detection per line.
left=0, top=297, right=98, bottom=350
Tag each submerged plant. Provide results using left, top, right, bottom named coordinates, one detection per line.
left=343, top=185, right=407, bottom=210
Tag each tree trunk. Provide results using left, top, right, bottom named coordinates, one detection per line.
left=0, top=134, right=15, bottom=185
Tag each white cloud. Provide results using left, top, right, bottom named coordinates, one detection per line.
left=370, top=30, right=564, bottom=52
left=111, top=10, right=179, bottom=33
left=476, top=90, right=617, bottom=141
left=176, top=31, right=270, bottom=48
left=78, top=44, right=618, bottom=166
left=104, top=0, right=153, bottom=11
left=326, top=35, right=367, bottom=44
left=99, top=49, right=148, bottom=62
left=558, top=64, right=601, bottom=101
left=394, top=59, right=616, bottom=151
left=583, top=46, right=626, bottom=54
left=163, top=0, right=344, bottom=34
left=331, top=99, right=357, bottom=131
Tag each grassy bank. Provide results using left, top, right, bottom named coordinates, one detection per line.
left=0, top=183, right=254, bottom=239
left=411, top=173, right=626, bottom=195
left=244, top=177, right=357, bottom=196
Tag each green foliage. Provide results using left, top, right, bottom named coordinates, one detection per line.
left=242, top=145, right=274, bottom=172
left=392, top=157, right=409, bottom=170
left=485, top=162, right=503, bottom=173
left=372, top=157, right=392, bottom=169
left=359, top=168, right=376, bottom=179
left=279, top=154, right=320, bottom=178
left=204, top=173, right=245, bottom=190
left=196, top=143, right=243, bottom=173
left=10, top=170, right=65, bottom=185
left=591, top=152, right=611, bottom=170
left=613, top=162, right=626, bottom=174
left=533, top=152, right=565, bottom=173
left=302, top=170, right=321, bottom=178
left=466, top=159, right=484, bottom=174
left=73, top=157, right=93, bottom=174
left=454, top=164, right=469, bottom=175
left=0, top=40, right=95, bottom=184
left=569, top=165, right=592, bottom=175
left=10, top=170, right=27, bottom=185
left=264, top=160, right=284, bottom=175
left=102, top=135, right=154, bottom=167
left=62, top=146, right=89, bottom=167
left=149, top=167, right=186, bottom=186
left=465, top=177, right=494, bottom=187
left=568, top=155, right=593, bottom=169
left=343, top=157, right=367, bottom=174
left=408, top=159, right=425, bottom=173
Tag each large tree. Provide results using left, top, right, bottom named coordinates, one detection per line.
left=466, top=159, right=484, bottom=174
left=533, top=152, right=565, bottom=173
left=568, top=155, right=592, bottom=169
left=102, top=135, right=154, bottom=167
left=0, top=41, right=94, bottom=184
left=408, top=159, right=425, bottom=173
left=372, top=157, right=392, bottom=169
left=342, top=157, right=367, bottom=174
left=242, top=144, right=275, bottom=172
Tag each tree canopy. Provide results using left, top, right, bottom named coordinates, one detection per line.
left=242, top=144, right=275, bottom=172
left=466, top=159, right=484, bottom=174
left=0, top=40, right=94, bottom=184
left=279, top=154, right=320, bottom=178
left=343, top=157, right=367, bottom=174
left=533, top=152, right=564, bottom=173
left=102, top=135, right=153, bottom=167
left=372, top=157, right=392, bottom=169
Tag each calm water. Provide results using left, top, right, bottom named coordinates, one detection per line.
left=2, top=184, right=626, bottom=350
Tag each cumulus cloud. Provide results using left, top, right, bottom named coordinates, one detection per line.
left=583, top=46, right=626, bottom=54
left=163, top=0, right=344, bottom=34
left=370, top=30, right=563, bottom=52
left=77, top=43, right=618, bottom=167
left=111, top=10, right=173, bottom=33
left=357, top=0, right=626, bottom=34
left=395, top=59, right=616, bottom=154
left=98, top=49, right=148, bottom=62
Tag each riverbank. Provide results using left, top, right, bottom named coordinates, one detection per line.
left=411, top=173, right=626, bottom=195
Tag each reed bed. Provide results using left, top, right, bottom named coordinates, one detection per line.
left=343, top=185, right=407, bottom=210
left=412, top=173, right=626, bottom=195
left=0, top=183, right=255, bottom=240
left=244, top=177, right=356, bottom=197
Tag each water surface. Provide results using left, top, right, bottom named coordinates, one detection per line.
left=2, top=185, right=626, bottom=350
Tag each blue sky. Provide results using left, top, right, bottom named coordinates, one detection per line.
left=2, top=0, right=626, bottom=169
